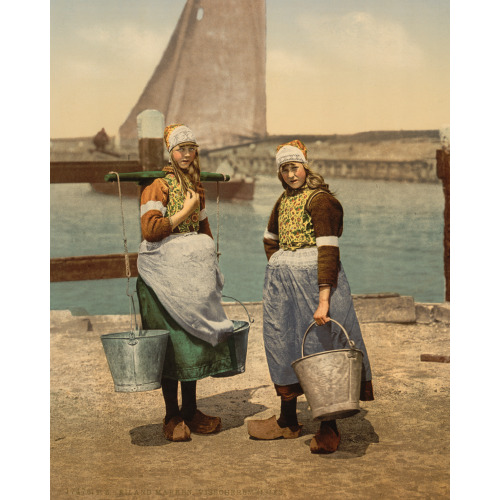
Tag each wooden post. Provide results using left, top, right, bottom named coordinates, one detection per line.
left=436, top=148, right=450, bottom=302
left=137, top=110, right=165, bottom=171
left=136, top=110, right=165, bottom=244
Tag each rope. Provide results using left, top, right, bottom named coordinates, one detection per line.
left=109, top=171, right=138, bottom=334
left=109, top=172, right=131, bottom=282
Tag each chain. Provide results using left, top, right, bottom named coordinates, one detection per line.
left=216, top=181, right=221, bottom=261
left=109, top=171, right=131, bottom=282
left=109, top=172, right=138, bottom=332
left=108, top=171, right=138, bottom=333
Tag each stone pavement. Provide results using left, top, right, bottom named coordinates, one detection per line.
left=50, top=298, right=449, bottom=499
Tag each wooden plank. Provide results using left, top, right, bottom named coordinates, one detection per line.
left=51, top=253, right=138, bottom=282
left=50, top=161, right=140, bottom=183
left=420, top=354, right=450, bottom=363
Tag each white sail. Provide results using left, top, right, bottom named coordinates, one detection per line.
left=119, top=0, right=267, bottom=151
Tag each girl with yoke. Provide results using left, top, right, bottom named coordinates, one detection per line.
left=247, top=140, right=374, bottom=454
left=136, top=124, right=236, bottom=442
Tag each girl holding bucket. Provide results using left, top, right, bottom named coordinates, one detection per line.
left=136, top=124, right=236, bottom=442
left=247, top=140, right=374, bottom=454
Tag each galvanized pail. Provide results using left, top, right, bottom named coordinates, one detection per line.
left=102, top=179, right=169, bottom=393
left=291, top=318, right=363, bottom=420
left=212, top=297, right=254, bottom=378
left=101, top=328, right=169, bottom=392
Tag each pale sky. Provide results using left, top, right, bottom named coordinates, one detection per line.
left=50, top=0, right=450, bottom=138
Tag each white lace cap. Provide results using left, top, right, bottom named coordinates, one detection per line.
left=167, top=126, right=197, bottom=152
left=276, top=144, right=306, bottom=169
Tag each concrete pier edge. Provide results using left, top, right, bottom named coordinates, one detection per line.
left=50, top=293, right=450, bottom=334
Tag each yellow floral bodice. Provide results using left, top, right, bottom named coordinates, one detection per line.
left=162, top=173, right=200, bottom=233
left=278, top=188, right=316, bottom=250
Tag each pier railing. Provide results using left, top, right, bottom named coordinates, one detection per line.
left=50, top=160, right=230, bottom=282
left=51, top=110, right=208, bottom=283
left=51, top=158, right=141, bottom=282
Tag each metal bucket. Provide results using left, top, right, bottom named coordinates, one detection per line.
left=101, top=328, right=169, bottom=392
left=102, top=185, right=170, bottom=393
left=212, top=297, right=254, bottom=378
left=291, top=319, right=363, bottom=420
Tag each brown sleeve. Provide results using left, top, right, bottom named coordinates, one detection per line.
left=308, top=192, right=343, bottom=288
left=198, top=187, right=213, bottom=239
left=140, top=179, right=173, bottom=242
left=263, top=195, right=282, bottom=261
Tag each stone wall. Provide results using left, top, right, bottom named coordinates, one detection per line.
left=202, top=153, right=439, bottom=183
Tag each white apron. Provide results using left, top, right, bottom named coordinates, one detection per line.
left=137, top=232, right=234, bottom=346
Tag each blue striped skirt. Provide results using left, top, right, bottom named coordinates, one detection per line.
left=262, top=247, right=372, bottom=386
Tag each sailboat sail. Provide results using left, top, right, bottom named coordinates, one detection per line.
left=119, top=0, right=267, bottom=151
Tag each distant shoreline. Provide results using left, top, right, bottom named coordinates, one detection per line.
left=50, top=129, right=444, bottom=184
left=50, top=128, right=439, bottom=146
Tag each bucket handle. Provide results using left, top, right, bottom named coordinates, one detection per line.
left=127, top=294, right=141, bottom=346
left=222, top=295, right=255, bottom=327
left=302, top=318, right=357, bottom=358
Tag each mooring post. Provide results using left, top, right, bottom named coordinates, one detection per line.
left=137, top=109, right=165, bottom=172
left=136, top=110, right=165, bottom=243
left=436, top=147, right=450, bottom=302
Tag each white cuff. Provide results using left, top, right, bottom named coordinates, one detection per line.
left=264, top=230, right=279, bottom=241
left=140, top=200, right=167, bottom=217
left=316, top=236, right=339, bottom=247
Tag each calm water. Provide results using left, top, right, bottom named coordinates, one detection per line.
left=50, top=175, right=445, bottom=315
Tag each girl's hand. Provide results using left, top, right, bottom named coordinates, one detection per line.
left=314, top=285, right=331, bottom=325
left=169, top=189, right=200, bottom=230
left=313, top=302, right=330, bottom=325
left=182, top=189, right=200, bottom=215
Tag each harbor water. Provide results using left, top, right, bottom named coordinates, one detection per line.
left=50, top=175, right=445, bottom=315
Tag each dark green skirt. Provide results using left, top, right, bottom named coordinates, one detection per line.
left=136, top=275, right=239, bottom=381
